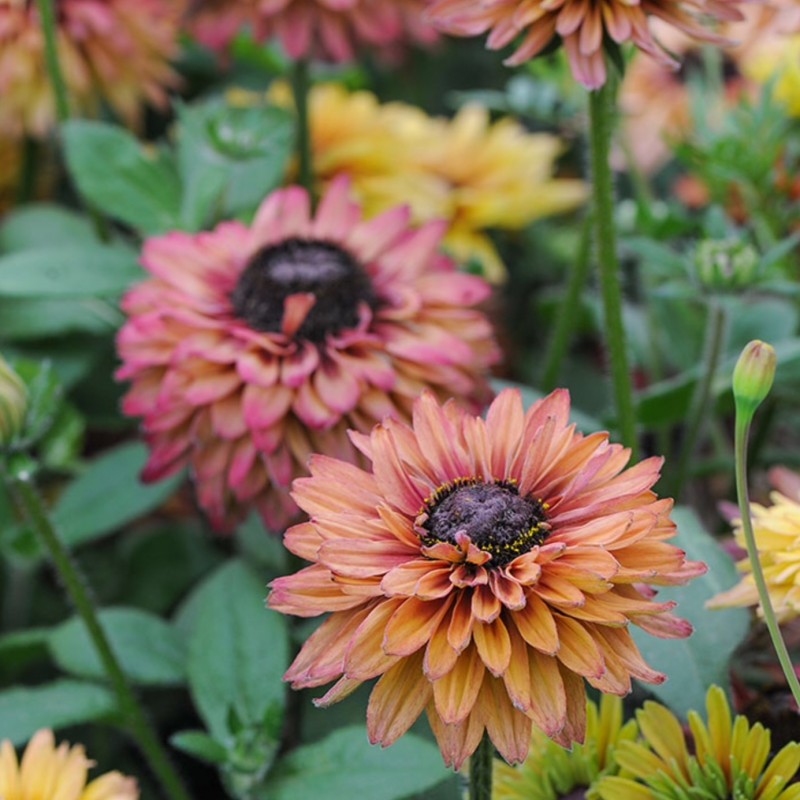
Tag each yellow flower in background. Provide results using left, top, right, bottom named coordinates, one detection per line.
left=742, top=35, right=800, bottom=116
left=494, top=694, right=638, bottom=800
left=0, top=729, right=138, bottom=800
left=708, top=467, right=800, bottom=622
left=595, top=686, right=800, bottom=800
left=267, top=82, right=586, bottom=281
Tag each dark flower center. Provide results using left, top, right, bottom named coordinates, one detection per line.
left=231, top=238, right=377, bottom=342
left=420, top=478, right=549, bottom=567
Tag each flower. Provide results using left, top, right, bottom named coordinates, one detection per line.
left=425, top=0, right=744, bottom=90
left=268, top=388, right=706, bottom=768
left=267, top=82, right=586, bottom=281
left=708, top=466, right=800, bottom=622
left=0, top=354, right=27, bottom=447
left=594, top=685, right=800, bottom=800
left=0, top=0, right=183, bottom=138
left=0, top=729, right=138, bottom=800
left=733, top=339, right=777, bottom=416
left=116, top=177, right=497, bottom=532
left=188, top=0, right=437, bottom=62
left=494, top=693, right=638, bottom=799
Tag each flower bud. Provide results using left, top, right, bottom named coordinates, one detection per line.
left=733, top=340, right=776, bottom=417
left=695, top=239, right=759, bottom=291
left=0, top=355, right=27, bottom=447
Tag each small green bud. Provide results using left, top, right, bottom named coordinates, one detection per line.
left=695, top=239, right=759, bottom=291
left=0, top=356, right=28, bottom=448
left=733, top=340, right=776, bottom=416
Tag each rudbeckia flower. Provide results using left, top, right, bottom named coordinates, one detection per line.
left=188, top=0, right=437, bottom=62
left=425, top=0, right=744, bottom=90
left=117, top=178, right=497, bottom=532
left=595, top=685, right=800, bottom=800
left=0, top=729, right=138, bottom=800
left=494, top=694, right=638, bottom=799
left=708, top=467, right=800, bottom=622
left=0, top=0, right=183, bottom=138
left=268, top=389, right=705, bottom=768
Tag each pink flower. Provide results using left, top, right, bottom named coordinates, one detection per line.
left=117, top=178, right=498, bottom=532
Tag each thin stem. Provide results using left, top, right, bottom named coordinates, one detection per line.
left=290, top=59, right=314, bottom=204
left=540, top=213, right=593, bottom=392
left=734, top=415, right=800, bottom=710
left=469, top=733, right=494, bottom=800
left=670, top=300, right=727, bottom=498
left=16, top=138, right=39, bottom=204
left=35, top=0, right=70, bottom=123
left=3, top=471, right=192, bottom=800
left=587, top=81, right=638, bottom=459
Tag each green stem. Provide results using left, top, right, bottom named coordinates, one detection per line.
left=587, top=81, right=638, bottom=459
left=290, top=59, right=314, bottom=204
left=3, top=471, right=192, bottom=800
left=16, top=138, right=39, bottom=204
left=469, top=733, right=493, bottom=800
left=670, top=300, right=727, bottom=498
left=734, top=415, right=800, bottom=710
left=540, top=213, right=593, bottom=392
left=35, top=0, right=70, bottom=123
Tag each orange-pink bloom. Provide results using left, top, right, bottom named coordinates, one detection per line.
left=116, top=178, right=497, bottom=532
left=188, top=0, right=437, bottom=62
left=268, top=389, right=706, bottom=768
left=0, top=0, right=183, bottom=138
left=425, top=0, right=744, bottom=89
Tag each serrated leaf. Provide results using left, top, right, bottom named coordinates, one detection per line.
left=53, top=442, right=184, bottom=548
left=631, top=506, right=750, bottom=718
left=63, top=120, right=182, bottom=234
left=49, top=607, right=186, bottom=686
left=258, top=728, right=449, bottom=800
left=0, top=680, right=116, bottom=744
left=0, top=244, right=143, bottom=297
left=181, top=559, right=289, bottom=742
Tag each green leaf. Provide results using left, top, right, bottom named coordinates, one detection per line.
left=49, top=607, right=186, bottom=686
left=259, top=728, right=449, bottom=800
left=10, top=359, right=63, bottom=451
left=0, top=297, right=118, bottom=340
left=53, top=442, right=184, bottom=548
left=631, top=506, right=750, bottom=718
left=0, top=204, right=97, bottom=253
left=0, top=627, right=51, bottom=668
left=0, top=244, right=143, bottom=297
left=177, top=98, right=295, bottom=229
left=170, top=730, right=229, bottom=765
left=63, top=120, right=182, bottom=234
left=181, top=559, right=289, bottom=742
left=0, top=680, right=116, bottom=744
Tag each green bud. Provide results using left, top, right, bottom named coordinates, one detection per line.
left=0, top=356, right=28, bottom=448
left=695, top=239, right=759, bottom=291
left=733, top=340, right=776, bottom=416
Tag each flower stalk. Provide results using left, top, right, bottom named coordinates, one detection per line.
left=290, top=58, right=315, bottom=204
left=35, top=0, right=71, bottom=123
left=469, top=733, right=493, bottom=800
left=587, top=79, right=638, bottom=460
left=1, top=468, right=192, bottom=800
left=732, top=341, right=800, bottom=710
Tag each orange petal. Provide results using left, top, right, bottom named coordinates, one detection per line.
left=344, top=597, right=405, bottom=680
left=383, top=596, right=453, bottom=657
left=552, top=664, right=587, bottom=746
left=554, top=615, right=606, bottom=679
left=512, top=593, right=558, bottom=654
left=424, top=617, right=460, bottom=681
left=471, top=584, right=502, bottom=623
left=433, top=644, right=485, bottom=725
left=447, top=591, right=474, bottom=652
left=502, top=622, right=532, bottom=713
left=528, top=649, right=567, bottom=737
left=426, top=701, right=485, bottom=770
left=473, top=617, right=512, bottom=676
left=479, top=676, right=532, bottom=765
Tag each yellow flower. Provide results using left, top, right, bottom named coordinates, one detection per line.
left=595, top=686, right=800, bottom=800
left=708, top=467, right=800, bottom=622
left=742, top=35, right=800, bottom=117
left=0, top=729, right=138, bottom=800
left=268, top=82, right=587, bottom=281
left=494, top=694, right=638, bottom=800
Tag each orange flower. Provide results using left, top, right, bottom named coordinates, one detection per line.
left=425, top=0, right=744, bottom=89
left=269, top=389, right=706, bottom=768
left=0, top=0, right=183, bottom=138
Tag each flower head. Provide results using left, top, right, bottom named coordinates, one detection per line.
left=0, top=729, right=138, bottom=800
left=117, top=178, right=497, bottom=532
left=733, top=339, right=777, bottom=417
left=709, top=466, right=800, bottom=622
left=188, top=0, right=437, bottom=62
left=425, top=0, right=744, bottom=90
left=268, top=82, right=586, bottom=281
left=268, top=389, right=705, bottom=768
left=595, top=685, right=800, bottom=800
left=494, top=693, right=638, bottom=799
left=0, top=0, right=183, bottom=138
left=0, top=354, right=27, bottom=447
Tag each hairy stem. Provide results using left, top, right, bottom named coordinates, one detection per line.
left=290, top=59, right=314, bottom=205
left=469, top=733, right=494, bottom=800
